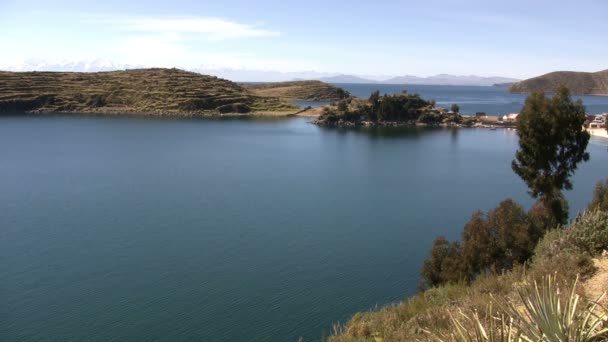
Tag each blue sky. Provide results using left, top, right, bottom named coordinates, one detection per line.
left=1, top=0, right=607, bottom=78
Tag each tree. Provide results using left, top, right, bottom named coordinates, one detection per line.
left=420, top=236, right=465, bottom=288
left=460, top=211, right=492, bottom=277
left=512, top=86, right=590, bottom=224
left=451, top=103, right=460, bottom=114
left=460, top=200, right=541, bottom=277
left=368, top=90, right=380, bottom=122
left=486, top=199, right=533, bottom=270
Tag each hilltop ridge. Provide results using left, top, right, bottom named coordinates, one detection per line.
left=510, top=69, right=608, bottom=95
left=242, top=80, right=349, bottom=101
left=0, top=68, right=298, bottom=116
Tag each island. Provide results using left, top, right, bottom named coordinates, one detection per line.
left=313, top=90, right=474, bottom=127
left=509, top=69, right=608, bottom=95
left=0, top=68, right=341, bottom=116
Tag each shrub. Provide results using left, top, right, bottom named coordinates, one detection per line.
left=430, top=275, right=608, bottom=342
left=589, top=179, right=608, bottom=212
left=423, top=199, right=547, bottom=288
left=421, top=237, right=466, bottom=289
left=461, top=200, right=537, bottom=277
left=530, top=209, right=608, bottom=281
left=216, top=103, right=251, bottom=114
left=567, top=209, right=608, bottom=255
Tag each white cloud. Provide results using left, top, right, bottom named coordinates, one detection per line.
left=108, top=16, right=281, bottom=41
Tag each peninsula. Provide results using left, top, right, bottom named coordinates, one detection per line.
left=313, top=91, right=473, bottom=127
left=0, top=68, right=308, bottom=116
left=510, top=69, right=608, bottom=95
left=242, top=80, right=349, bottom=102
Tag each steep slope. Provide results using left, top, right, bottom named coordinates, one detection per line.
left=510, top=69, right=608, bottom=95
left=0, top=68, right=297, bottom=115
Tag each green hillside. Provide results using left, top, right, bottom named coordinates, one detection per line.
left=510, top=69, right=608, bottom=95
left=0, top=68, right=298, bottom=116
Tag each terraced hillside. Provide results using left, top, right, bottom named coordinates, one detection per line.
left=510, top=69, right=608, bottom=95
left=0, top=68, right=298, bottom=115
left=243, top=80, right=350, bottom=101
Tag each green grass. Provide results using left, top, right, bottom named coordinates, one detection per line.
left=0, top=68, right=298, bottom=115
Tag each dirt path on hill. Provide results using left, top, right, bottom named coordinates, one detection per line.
left=584, top=256, right=608, bottom=305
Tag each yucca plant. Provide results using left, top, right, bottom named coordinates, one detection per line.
left=426, top=275, right=608, bottom=342
left=439, top=308, right=523, bottom=342
left=507, top=275, right=608, bottom=342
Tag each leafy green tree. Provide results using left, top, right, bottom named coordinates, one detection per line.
left=368, top=90, right=380, bottom=122
left=451, top=103, right=460, bottom=114
left=460, top=211, right=492, bottom=277
left=336, top=88, right=349, bottom=100
left=512, top=86, right=590, bottom=224
left=460, top=200, right=539, bottom=276
left=486, top=199, right=534, bottom=270
left=527, top=196, right=568, bottom=234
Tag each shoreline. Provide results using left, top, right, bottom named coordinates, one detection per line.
left=588, top=128, right=608, bottom=138
left=1, top=108, right=305, bottom=118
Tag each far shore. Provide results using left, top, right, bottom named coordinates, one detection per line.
left=588, top=128, right=608, bottom=138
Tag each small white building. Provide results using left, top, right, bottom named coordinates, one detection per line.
left=502, top=113, right=519, bottom=121
left=593, top=115, right=606, bottom=124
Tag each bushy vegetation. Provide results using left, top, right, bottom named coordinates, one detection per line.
left=420, top=199, right=552, bottom=289
left=316, top=90, right=461, bottom=126
left=431, top=275, right=608, bottom=342
left=589, top=180, right=608, bottom=212
left=330, top=202, right=608, bottom=341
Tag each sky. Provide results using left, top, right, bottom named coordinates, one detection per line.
left=0, top=0, right=607, bottom=79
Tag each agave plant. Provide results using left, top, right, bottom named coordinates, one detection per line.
left=507, top=275, right=608, bottom=342
left=427, top=275, right=608, bottom=342
left=443, top=308, right=522, bottom=342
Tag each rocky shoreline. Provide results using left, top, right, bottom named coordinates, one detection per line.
left=313, top=117, right=517, bottom=129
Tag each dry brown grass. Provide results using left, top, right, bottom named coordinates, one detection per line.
left=585, top=257, right=608, bottom=306
left=510, top=69, right=608, bottom=95
left=243, top=80, right=347, bottom=101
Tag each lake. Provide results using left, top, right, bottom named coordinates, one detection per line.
left=333, top=83, right=608, bottom=116
left=2, top=90, right=608, bottom=341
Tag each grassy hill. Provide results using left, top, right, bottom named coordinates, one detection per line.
left=242, top=80, right=349, bottom=101
left=0, top=68, right=298, bottom=116
left=510, top=69, right=608, bottom=95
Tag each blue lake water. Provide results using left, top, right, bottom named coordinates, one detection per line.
left=2, top=86, right=608, bottom=341
left=332, top=83, right=608, bottom=116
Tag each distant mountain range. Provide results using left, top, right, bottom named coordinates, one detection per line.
left=510, top=69, right=608, bottom=95
left=317, top=74, right=519, bottom=86
left=1, top=60, right=519, bottom=86
left=384, top=74, right=520, bottom=86
left=316, top=74, right=380, bottom=84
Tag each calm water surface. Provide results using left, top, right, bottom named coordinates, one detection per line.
left=334, top=83, right=608, bottom=116
left=1, top=113, right=607, bottom=341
